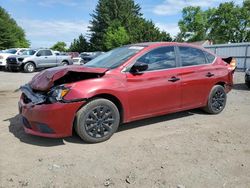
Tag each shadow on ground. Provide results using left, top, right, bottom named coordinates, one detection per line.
left=233, top=83, right=250, bottom=91
left=6, top=109, right=204, bottom=146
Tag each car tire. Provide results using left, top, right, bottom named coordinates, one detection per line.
left=75, top=98, right=120, bottom=143
left=23, top=62, right=35, bottom=73
left=62, top=61, right=68, bottom=66
left=203, top=85, right=227, bottom=114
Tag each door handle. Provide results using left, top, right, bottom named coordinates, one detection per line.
left=168, top=76, right=180, bottom=82
left=206, top=72, right=214, bottom=77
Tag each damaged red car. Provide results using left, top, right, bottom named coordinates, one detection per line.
left=19, top=42, right=236, bottom=143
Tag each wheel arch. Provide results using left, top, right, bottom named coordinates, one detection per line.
left=72, top=93, right=125, bottom=135
left=23, top=61, right=36, bottom=68
left=62, top=60, right=69, bottom=64
left=215, top=81, right=226, bottom=87
left=89, top=93, right=124, bottom=124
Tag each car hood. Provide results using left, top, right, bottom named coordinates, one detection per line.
left=0, top=53, right=13, bottom=59
left=8, top=54, right=31, bottom=58
left=29, top=65, right=108, bottom=91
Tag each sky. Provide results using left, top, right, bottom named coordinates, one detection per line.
left=0, top=0, right=243, bottom=48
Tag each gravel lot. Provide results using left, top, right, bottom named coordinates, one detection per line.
left=0, top=70, right=249, bottom=188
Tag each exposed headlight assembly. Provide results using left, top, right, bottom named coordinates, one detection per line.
left=48, top=85, right=70, bottom=103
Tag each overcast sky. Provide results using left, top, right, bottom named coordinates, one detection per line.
left=0, top=0, right=243, bottom=48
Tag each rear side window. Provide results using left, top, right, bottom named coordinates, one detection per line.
left=37, top=50, right=52, bottom=56
left=137, top=46, right=176, bottom=71
left=204, top=51, right=216, bottom=64
left=179, top=47, right=206, bottom=67
left=44, top=50, right=52, bottom=56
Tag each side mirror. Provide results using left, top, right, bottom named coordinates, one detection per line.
left=36, top=53, right=41, bottom=57
left=130, top=62, right=148, bottom=74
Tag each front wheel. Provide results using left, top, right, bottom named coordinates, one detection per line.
left=23, top=62, right=35, bottom=73
left=203, top=85, right=227, bottom=114
left=75, top=98, right=120, bottom=143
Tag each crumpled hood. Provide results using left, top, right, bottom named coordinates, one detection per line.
left=29, top=65, right=108, bottom=91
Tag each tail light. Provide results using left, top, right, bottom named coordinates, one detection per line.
left=229, top=58, right=237, bottom=71
left=222, top=57, right=237, bottom=71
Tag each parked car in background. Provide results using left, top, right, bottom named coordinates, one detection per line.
left=19, top=42, right=236, bottom=143
left=6, top=49, right=73, bottom=73
left=245, top=68, right=250, bottom=88
left=72, top=51, right=104, bottom=65
left=68, top=52, right=79, bottom=59
left=0, top=48, right=27, bottom=69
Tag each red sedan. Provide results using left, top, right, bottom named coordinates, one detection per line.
left=19, top=42, right=235, bottom=143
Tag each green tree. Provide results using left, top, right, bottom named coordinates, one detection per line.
left=209, top=1, right=249, bottom=43
left=177, top=1, right=250, bottom=43
left=104, top=23, right=130, bottom=50
left=68, top=34, right=89, bottom=52
left=0, top=6, right=29, bottom=50
left=89, top=0, right=172, bottom=51
left=51, top=41, right=67, bottom=52
left=178, top=6, right=215, bottom=42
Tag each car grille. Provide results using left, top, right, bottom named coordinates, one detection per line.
left=7, top=57, right=17, bottom=64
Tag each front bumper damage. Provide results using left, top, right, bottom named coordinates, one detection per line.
left=19, top=84, right=85, bottom=138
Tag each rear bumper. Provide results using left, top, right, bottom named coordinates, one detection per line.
left=19, top=98, right=84, bottom=138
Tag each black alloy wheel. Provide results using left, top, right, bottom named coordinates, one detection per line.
left=203, top=85, right=227, bottom=114
left=75, top=98, right=120, bottom=143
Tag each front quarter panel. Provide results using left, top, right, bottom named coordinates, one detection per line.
left=63, top=72, right=129, bottom=120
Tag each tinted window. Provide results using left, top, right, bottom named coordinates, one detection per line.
left=22, top=50, right=36, bottom=55
left=44, top=50, right=52, bottom=56
left=204, top=51, right=215, bottom=64
left=137, top=46, right=176, bottom=71
left=179, top=47, right=206, bottom=67
left=37, top=50, right=52, bottom=56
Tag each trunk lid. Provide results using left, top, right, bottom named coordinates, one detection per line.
left=29, top=65, right=108, bottom=91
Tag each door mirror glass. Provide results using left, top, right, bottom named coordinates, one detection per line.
left=130, top=62, right=148, bottom=74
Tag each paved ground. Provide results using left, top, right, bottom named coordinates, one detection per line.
left=0, top=70, right=249, bottom=188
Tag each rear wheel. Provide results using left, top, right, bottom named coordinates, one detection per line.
left=23, top=62, right=35, bottom=73
left=62, top=61, right=68, bottom=66
left=203, top=85, right=227, bottom=114
left=75, top=98, right=120, bottom=143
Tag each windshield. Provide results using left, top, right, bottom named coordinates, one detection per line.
left=22, top=50, right=36, bottom=55
left=4, top=49, right=17, bottom=54
left=85, top=46, right=144, bottom=69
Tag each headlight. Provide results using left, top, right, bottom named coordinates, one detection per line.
left=48, top=85, right=70, bottom=103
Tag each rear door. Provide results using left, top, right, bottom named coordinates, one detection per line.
left=177, top=46, right=216, bottom=109
left=125, top=46, right=181, bottom=121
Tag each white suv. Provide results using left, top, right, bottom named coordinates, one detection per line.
left=0, top=48, right=27, bottom=68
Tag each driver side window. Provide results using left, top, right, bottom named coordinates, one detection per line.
left=137, top=46, right=176, bottom=71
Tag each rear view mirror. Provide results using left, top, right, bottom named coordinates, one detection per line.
left=130, top=62, right=148, bottom=74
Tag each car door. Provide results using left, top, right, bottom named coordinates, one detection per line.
left=35, top=50, right=56, bottom=67
left=177, top=46, right=216, bottom=109
left=125, top=46, right=181, bottom=121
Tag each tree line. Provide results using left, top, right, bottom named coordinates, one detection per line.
left=0, top=0, right=249, bottom=52
left=0, top=7, right=29, bottom=50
